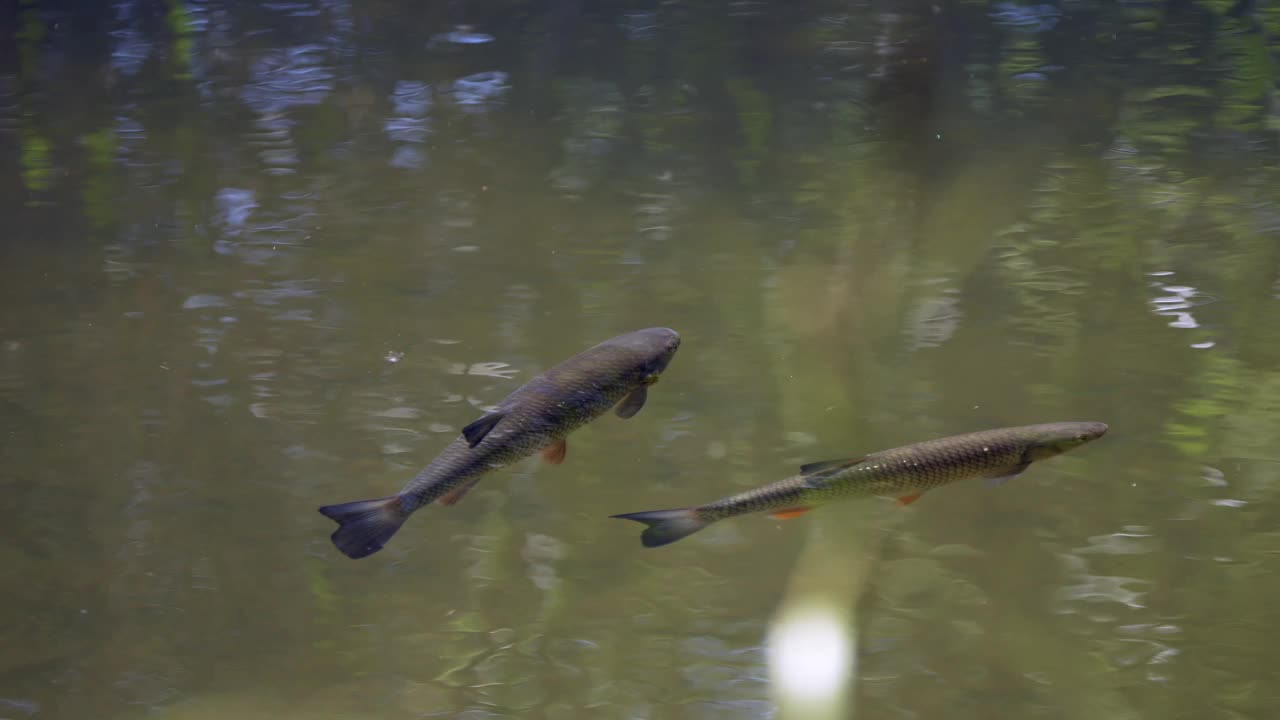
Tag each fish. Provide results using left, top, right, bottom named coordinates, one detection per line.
left=320, top=327, right=682, bottom=559
left=612, top=421, right=1108, bottom=548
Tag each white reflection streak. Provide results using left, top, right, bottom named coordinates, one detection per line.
left=1147, top=272, right=1214, bottom=347
left=766, top=508, right=890, bottom=720
left=767, top=603, right=854, bottom=720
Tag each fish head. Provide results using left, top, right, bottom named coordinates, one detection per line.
left=1024, top=421, right=1109, bottom=461
left=609, top=327, right=681, bottom=383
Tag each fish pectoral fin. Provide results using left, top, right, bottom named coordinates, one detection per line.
left=770, top=507, right=813, bottom=520
left=438, top=478, right=483, bottom=507
left=985, top=463, right=1031, bottom=488
left=542, top=438, right=567, bottom=465
left=615, top=386, right=648, bottom=419
left=461, top=411, right=507, bottom=448
left=799, top=456, right=866, bottom=478
left=897, top=492, right=924, bottom=506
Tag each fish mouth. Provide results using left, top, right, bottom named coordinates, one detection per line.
left=1079, top=421, right=1109, bottom=441
left=635, top=327, right=680, bottom=348
left=630, top=327, right=681, bottom=370
left=605, top=328, right=680, bottom=379
left=1056, top=421, right=1108, bottom=447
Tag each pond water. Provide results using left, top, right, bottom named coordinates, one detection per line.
left=3, top=2, right=1280, bottom=718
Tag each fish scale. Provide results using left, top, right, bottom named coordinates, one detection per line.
left=613, top=422, right=1109, bottom=548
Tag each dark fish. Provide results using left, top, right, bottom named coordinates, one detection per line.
left=613, top=422, right=1108, bottom=548
left=321, top=328, right=681, bottom=558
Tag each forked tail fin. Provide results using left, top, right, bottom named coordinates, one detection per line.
left=318, top=495, right=409, bottom=559
left=610, top=507, right=710, bottom=548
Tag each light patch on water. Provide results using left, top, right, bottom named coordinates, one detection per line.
left=0, top=697, right=39, bottom=717
left=767, top=604, right=853, bottom=719
left=620, top=12, right=659, bottom=40
left=1055, top=552, right=1150, bottom=611
left=631, top=189, right=680, bottom=241
left=390, top=80, right=432, bottom=116
left=385, top=81, right=431, bottom=169
left=373, top=407, right=420, bottom=419
left=468, top=397, right=501, bottom=413
left=182, top=294, right=228, bottom=310
left=217, top=188, right=257, bottom=230
left=1076, top=528, right=1157, bottom=555
left=240, top=44, right=334, bottom=172
left=241, top=45, right=335, bottom=116
left=384, top=117, right=429, bottom=143
left=1056, top=574, right=1148, bottom=609
left=906, top=287, right=962, bottom=350
left=728, top=0, right=768, bottom=17
left=785, top=431, right=818, bottom=447
left=1148, top=274, right=1216, bottom=346
left=453, top=71, right=510, bottom=111
left=389, top=145, right=426, bottom=169
left=110, top=25, right=151, bottom=76
left=1201, top=465, right=1227, bottom=487
left=990, top=2, right=1061, bottom=32
left=522, top=533, right=564, bottom=592
left=449, top=361, right=519, bottom=379
left=428, top=27, right=495, bottom=48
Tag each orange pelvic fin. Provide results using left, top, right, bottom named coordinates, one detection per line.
left=897, top=492, right=924, bottom=506
left=770, top=507, right=813, bottom=520
left=439, top=478, right=482, bottom=507
left=542, top=438, right=567, bottom=465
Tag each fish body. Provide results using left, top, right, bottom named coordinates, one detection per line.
left=613, top=422, right=1108, bottom=548
left=321, top=327, right=681, bottom=558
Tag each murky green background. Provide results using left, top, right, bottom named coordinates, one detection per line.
left=4, top=1, right=1280, bottom=718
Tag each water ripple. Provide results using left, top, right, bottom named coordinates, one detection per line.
left=453, top=71, right=510, bottom=112
left=990, top=3, right=1061, bottom=32
left=429, top=26, right=496, bottom=48
left=1148, top=271, right=1216, bottom=347
left=241, top=45, right=334, bottom=116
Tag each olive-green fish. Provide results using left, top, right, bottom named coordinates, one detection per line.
left=320, top=327, right=681, bottom=559
left=613, top=421, right=1108, bottom=548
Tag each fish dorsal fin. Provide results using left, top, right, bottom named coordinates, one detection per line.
left=799, top=456, right=865, bottom=477
left=461, top=412, right=506, bottom=448
left=615, top=386, right=648, bottom=419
